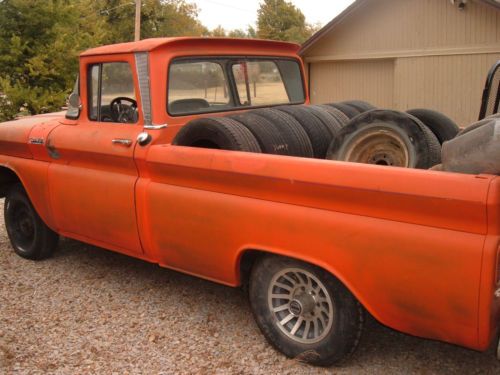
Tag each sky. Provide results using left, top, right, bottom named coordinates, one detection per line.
left=191, top=0, right=356, bottom=31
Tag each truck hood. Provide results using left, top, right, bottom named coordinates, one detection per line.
left=0, top=111, right=65, bottom=159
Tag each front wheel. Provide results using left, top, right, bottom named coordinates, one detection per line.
left=4, top=184, right=59, bottom=260
left=249, top=255, right=364, bottom=366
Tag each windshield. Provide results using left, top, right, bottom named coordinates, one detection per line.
left=167, top=57, right=305, bottom=116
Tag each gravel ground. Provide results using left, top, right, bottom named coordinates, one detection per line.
left=0, top=199, right=499, bottom=374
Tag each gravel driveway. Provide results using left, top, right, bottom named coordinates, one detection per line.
left=0, top=199, right=499, bottom=374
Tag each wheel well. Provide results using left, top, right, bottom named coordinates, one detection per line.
left=0, top=167, right=21, bottom=198
left=239, top=250, right=266, bottom=291
left=238, top=249, right=368, bottom=315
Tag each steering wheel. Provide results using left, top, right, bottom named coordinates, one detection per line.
left=110, top=97, right=138, bottom=123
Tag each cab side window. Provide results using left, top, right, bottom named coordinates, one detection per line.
left=87, top=62, right=138, bottom=124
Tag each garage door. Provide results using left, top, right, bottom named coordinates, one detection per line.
left=309, top=59, right=395, bottom=108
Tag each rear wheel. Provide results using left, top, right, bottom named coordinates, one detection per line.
left=4, top=184, right=59, bottom=260
left=249, top=255, right=364, bottom=366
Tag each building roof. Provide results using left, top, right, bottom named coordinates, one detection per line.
left=299, top=0, right=500, bottom=55
left=81, top=37, right=300, bottom=57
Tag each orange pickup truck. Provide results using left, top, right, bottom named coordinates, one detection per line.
left=0, top=37, right=499, bottom=366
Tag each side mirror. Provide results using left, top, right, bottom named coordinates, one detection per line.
left=66, top=92, right=81, bottom=120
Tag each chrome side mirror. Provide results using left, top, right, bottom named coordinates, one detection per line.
left=65, top=92, right=82, bottom=120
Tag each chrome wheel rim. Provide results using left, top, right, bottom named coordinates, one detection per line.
left=268, top=268, right=334, bottom=344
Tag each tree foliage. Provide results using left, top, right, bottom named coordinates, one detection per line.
left=207, top=26, right=256, bottom=38
left=97, top=0, right=206, bottom=44
left=0, top=0, right=319, bottom=121
left=0, top=0, right=106, bottom=120
left=0, top=0, right=205, bottom=120
left=256, top=0, right=317, bottom=44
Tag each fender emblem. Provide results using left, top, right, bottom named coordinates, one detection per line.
left=28, top=137, right=44, bottom=145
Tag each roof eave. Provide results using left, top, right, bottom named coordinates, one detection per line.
left=299, top=0, right=500, bottom=56
left=299, top=0, right=365, bottom=56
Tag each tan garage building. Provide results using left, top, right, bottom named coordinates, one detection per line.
left=300, top=0, right=500, bottom=126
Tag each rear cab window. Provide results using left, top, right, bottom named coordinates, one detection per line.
left=167, top=57, right=305, bottom=116
left=168, top=61, right=231, bottom=115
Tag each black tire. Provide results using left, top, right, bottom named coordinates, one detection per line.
left=249, top=255, right=364, bottom=367
left=315, top=105, right=350, bottom=128
left=276, top=105, right=332, bottom=158
left=229, top=112, right=291, bottom=156
left=327, top=109, right=441, bottom=169
left=252, top=108, right=314, bottom=158
left=173, top=117, right=261, bottom=153
left=304, top=106, right=343, bottom=141
left=341, top=100, right=376, bottom=113
left=4, top=184, right=59, bottom=260
left=406, top=109, right=460, bottom=144
left=325, top=103, right=360, bottom=119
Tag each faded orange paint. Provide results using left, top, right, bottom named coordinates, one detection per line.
left=0, top=38, right=498, bottom=354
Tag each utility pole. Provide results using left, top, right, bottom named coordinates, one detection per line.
left=135, top=0, right=141, bottom=42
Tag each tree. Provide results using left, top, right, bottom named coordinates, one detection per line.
left=256, top=0, right=315, bottom=44
left=210, top=25, right=227, bottom=37
left=0, top=0, right=106, bottom=120
left=98, top=0, right=206, bottom=44
left=0, top=0, right=207, bottom=121
left=247, top=26, right=257, bottom=38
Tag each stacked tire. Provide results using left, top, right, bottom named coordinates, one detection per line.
left=173, top=105, right=351, bottom=159
left=323, top=105, right=459, bottom=170
left=173, top=101, right=460, bottom=171
left=324, top=100, right=376, bottom=119
left=325, top=109, right=443, bottom=169
left=173, top=117, right=262, bottom=153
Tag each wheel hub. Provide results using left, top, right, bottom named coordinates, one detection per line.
left=290, top=292, right=315, bottom=316
left=268, top=268, right=334, bottom=344
left=289, top=300, right=302, bottom=316
left=340, top=125, right=413, bottom=167
left=19, top=216, right=34, bottom=236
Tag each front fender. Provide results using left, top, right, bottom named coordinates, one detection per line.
left=0, top=156, right=57, bottom=231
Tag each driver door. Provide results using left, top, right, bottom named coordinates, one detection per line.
left=47, top=58, right=144, bottom=255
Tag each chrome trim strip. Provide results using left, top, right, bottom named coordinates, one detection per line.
left=135, top=52, right=152, bottom=126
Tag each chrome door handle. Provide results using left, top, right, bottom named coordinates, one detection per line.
left=144, top=124, right=167, bottom=130
left=112, top=139, right=133, bottom=147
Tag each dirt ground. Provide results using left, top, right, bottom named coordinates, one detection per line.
left=0, top=199, right=499, bottom=374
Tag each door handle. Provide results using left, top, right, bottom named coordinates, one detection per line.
left=112, top=139, right=133, bottom=147
left=144, top=124, right=167, bottom=130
